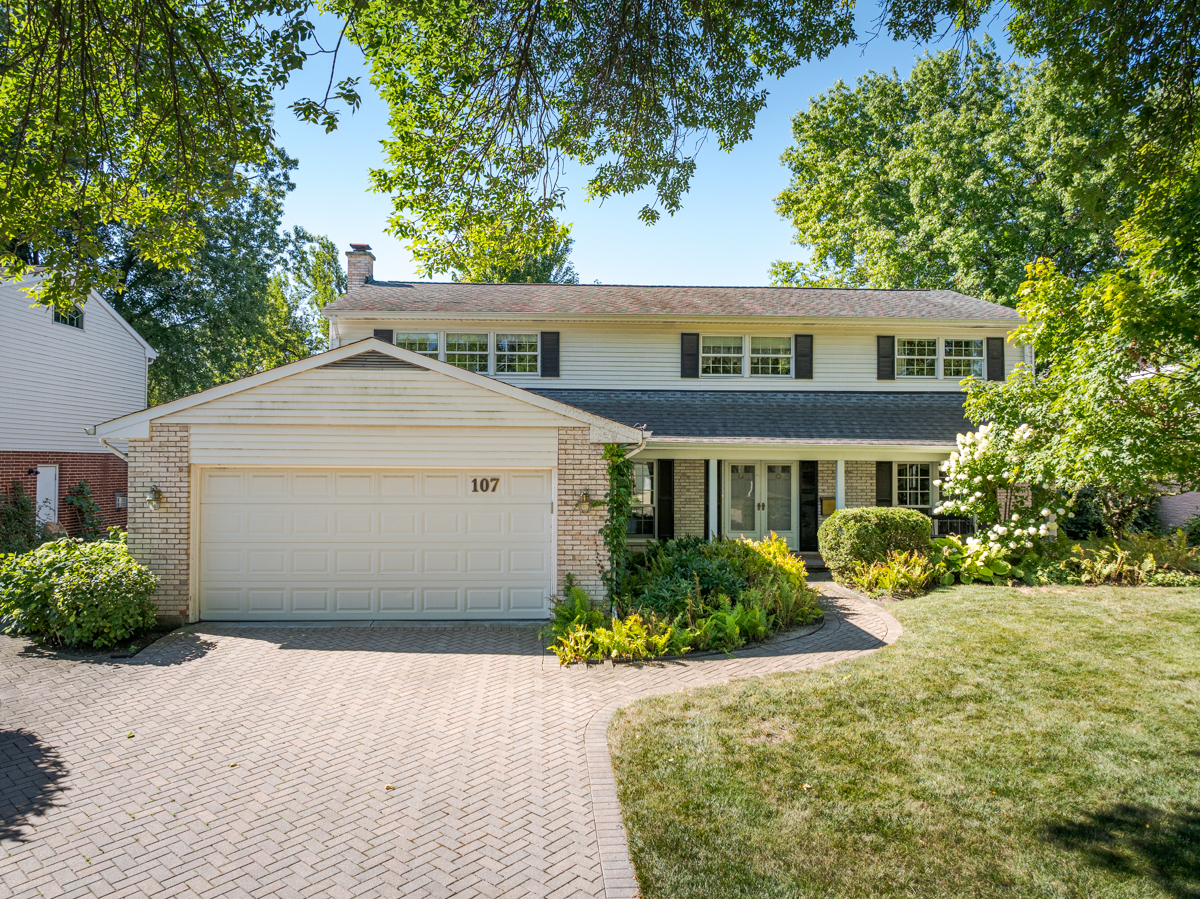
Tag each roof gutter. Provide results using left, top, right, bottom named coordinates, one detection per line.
left=86, top=426, right=129, bottom=462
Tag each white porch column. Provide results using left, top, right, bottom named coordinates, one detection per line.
left=707, top=459, right=719, bottom=540
left=835, top=459, right=846, bottom=510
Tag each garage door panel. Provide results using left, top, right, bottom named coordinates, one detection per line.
left=200, top=467, right=553, bottom=620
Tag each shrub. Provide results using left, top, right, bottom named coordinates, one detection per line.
left=849, top=550, right=936, bottom=597
left=0, top=531, right=158, bottom=648
left=1184, top=514, right=1200, bottom=547
left=0, top=481, right=54, bottom=555
left=818, top=507, right=932, bottom=580
left=932, top=535, right=1021, bottom=585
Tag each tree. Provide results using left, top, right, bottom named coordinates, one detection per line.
left=454, top=233, right=579, bottom=284
left=772, top=43, right=1131, bottom=301
left=103, top=154, right=328, bottom=404
left=272, top=228, right=349, bottom=349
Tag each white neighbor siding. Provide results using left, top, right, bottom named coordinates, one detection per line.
left=335, top=320, right=1025, bottom=391
left=0, top=279, right=154, bottom=452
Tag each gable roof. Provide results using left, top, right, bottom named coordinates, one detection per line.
left=324, top=282, right=1022, bottom=322
left=91, top=339, right=644, bottom=442
left=2, top=274, right=158, bottom=359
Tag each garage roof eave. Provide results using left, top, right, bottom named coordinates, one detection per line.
left=93, top=338, right=644, bottom=444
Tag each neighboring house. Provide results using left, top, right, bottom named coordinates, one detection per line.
left=1, top=274, right=157, bottom=532
left=95, top=244, right=1023, bottom=625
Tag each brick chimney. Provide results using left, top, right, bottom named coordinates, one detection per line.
left=345, top=243, right=375, bottom=290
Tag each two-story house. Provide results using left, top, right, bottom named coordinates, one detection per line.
left=95, top=245, right=1022, bottom=625
left=1, top=274, right=157, bottom=533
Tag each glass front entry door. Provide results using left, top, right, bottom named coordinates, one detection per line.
left=723, top=462, right=798, bottom=549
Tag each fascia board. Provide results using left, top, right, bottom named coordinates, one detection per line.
left=324, top=310, right=1024, bottom=327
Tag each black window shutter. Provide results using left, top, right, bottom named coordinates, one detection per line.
left=876, top=461, right=893, bottom=507
left=794, top=334, right=813, bottom=379
left=373, top=328, right=394, bottom=343
left=657, top=460, right=675, bottom=540
left=540, top=331, right=560, bottom=377
left=877, top=336, right=895, bottom=380
left=680, top=333, right=700, bottom=378
left=987, top=337, right=1005, bottom=381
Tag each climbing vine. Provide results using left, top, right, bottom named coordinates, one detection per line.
left=601, top=443, right=633, bottom=602
left=65, top=481, right=102, bottom=540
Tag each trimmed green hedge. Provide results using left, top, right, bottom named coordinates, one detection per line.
left=0, top=534, right=157, bottom=648
left=818, top=507, right=933, bottom=579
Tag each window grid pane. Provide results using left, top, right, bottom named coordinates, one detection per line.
left=702, top=336, right=743, bottom=375
left=750, top=337, right=792, bottom=376
left=897, top=463, right=931, bottom=508
left=495, top=333, right=539, bottom=374
left=396, top=332, right=439, bottom=356
left=53, top=307, right=83, bottom=329
left=943, top=339, right=984, bottom=379
left=897, top=339, right=937, bottom=377
left=628, top=462, right=655, bottom=536
left=446, top=333, right=489, bottom=372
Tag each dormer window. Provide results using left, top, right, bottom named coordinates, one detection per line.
left=53, top=306, right=84, bottom=329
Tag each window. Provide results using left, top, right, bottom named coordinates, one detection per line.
left=445, top=333, right=489, bottom=372
left=701, top=336, right=743, bottom=375
left=943, top=339, right=983, bottom=379
left=53, top=307, right=83, bottom=329
left=495, top=333, right=539, bottom=374
left=897, top=463, right=931, bottom=508
left=395, top=332, right=439, bottom=357
left=897, top=339, right=937, bottom=377
left=628, top=461, right=656, bottom=536
left=750, top=337, right=792, bottom=376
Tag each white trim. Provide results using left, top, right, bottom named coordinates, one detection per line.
left=324, top=311, right=1025, bottom=327
left=93, top=338, right=643, bottom=444
left=707, top=459, right=718, bottom=540
left=835, top=460, right=846, bottom=510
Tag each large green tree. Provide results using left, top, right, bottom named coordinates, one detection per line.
left=103, top=155, right=335, bottom=404
left=773, top=44, right=1132, bottom=301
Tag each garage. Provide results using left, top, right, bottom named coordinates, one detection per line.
left=199, top=467, right=555, bottom=620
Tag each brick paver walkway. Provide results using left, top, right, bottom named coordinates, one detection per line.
left=1, top=586, right=898, bottom=899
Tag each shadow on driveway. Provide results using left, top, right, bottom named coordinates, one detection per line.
left=0, top=729, right=67, bottom=843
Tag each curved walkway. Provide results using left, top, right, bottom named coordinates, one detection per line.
left=0, top=586, right=898, bottom=899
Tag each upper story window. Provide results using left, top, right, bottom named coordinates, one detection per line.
left=897, top=463, right=932, bottom=509
left=495, top=334, right=539, bottom=373
left=896, top=339, right=937, bottom=377
left=53, top=307, right=84, bottom=329
left=702, top=336, right=743, bottom=375
left=396, top=332, right=439, bottom=357
left=943, top=339, right=983, bottom=379
left=445, top=333, right=490, bottom=372
left=750, top=337, right=792, bottom=376
left=628, top=461, right=656, bottom=537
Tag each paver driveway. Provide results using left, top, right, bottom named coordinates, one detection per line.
left=1, top=586, right=898, bottom=899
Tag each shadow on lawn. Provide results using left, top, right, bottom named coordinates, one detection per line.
left=0, top=729, right=67, bottom=843
left=1044, top=802, right=1200, bottom=899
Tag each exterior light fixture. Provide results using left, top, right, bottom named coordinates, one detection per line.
left=145, top=487, right=163, bottom=511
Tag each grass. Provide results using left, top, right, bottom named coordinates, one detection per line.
left=608, top=585, right=1200, bottom=899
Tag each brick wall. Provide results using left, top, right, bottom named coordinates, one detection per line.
left=556, top=427, right=609, bottom=601
left=818, top=461, right=836, bottom=526
left=674, top=459, right=706, bottom=537
left=846, top=461, right=877, bottom=508
left=0, top=451, right=128, bottom=533
left=127, top=424, right=191, bottom=623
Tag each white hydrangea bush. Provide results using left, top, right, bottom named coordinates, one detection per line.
left=934, top=422, right=1073, bottom=563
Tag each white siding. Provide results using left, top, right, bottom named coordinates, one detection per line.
left=0, top=280, right=151, bottom=452
left=189, top=425, right=557, bottom=468
left=338, top=320, right=1024, bottom=391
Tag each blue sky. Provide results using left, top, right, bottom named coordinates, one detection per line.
left=273, top=15, right=1013, bottom=286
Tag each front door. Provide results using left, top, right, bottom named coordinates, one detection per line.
left=724, top=462, right=798, bottom=549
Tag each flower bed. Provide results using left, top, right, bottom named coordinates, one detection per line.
left=544, top=535, right=822, bottom=664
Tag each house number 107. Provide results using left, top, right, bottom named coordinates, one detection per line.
left=471, top=478, right=500, bottom=493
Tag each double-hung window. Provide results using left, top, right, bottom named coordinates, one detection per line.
left=53, top=307, right=84, bottom=329
left=445, top=333, right=490, bottom=372
left=943, top=339, right=984, bottom=379
left=495, top=334, right=539, bottom=374
left=395, top=332, right=439, bottom=358
left=702, top=336, right=743, bottom=375
left=628, top=461, right=656, bottom=537
left=896, top=339, right=937, bottom=377
left=750, top=337, right=792, bottom=375
left=897, top=463, right=932, bottom=510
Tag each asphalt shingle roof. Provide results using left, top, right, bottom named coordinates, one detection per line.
left=325, top=282, right=1021, bottom=320
left=529, top=389, right=972, bottom=444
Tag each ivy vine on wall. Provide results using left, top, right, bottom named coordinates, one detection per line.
left=601, top=443, right=633, bottom=603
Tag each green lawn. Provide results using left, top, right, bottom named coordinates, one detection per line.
left=609, top=586, right=1200, bottom=899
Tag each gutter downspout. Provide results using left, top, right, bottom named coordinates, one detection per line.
left=626, top=426, right=649, bottom=458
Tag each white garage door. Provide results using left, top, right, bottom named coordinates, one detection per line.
left=199, top=468, right=554, bottom=620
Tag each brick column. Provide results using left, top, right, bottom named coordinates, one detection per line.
left=845, top=461, right=877, bottom=508
left=673, top=459, right=706, bottom=537
left=127, top=424, right=190, bottom=624
left=556, top=427, right=609, bottom=601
